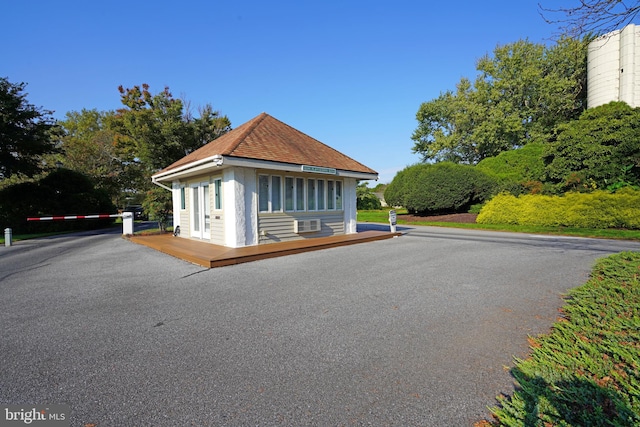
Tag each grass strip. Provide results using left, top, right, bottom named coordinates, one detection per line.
left=485, top=251, right=640, bottom=426
left=357, top=210, right=640, bottom=240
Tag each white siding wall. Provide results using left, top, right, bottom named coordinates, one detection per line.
left=180, top=186, right=190, bottom=236
left=258, top=212, right=344, bottom=244
left=211, top=212, right=224, bottom=244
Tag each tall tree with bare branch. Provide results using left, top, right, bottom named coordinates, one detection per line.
left=539, top=0, right=640, bottom=37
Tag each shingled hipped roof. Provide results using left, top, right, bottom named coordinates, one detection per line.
left=158, top=113, right=377, bottom=175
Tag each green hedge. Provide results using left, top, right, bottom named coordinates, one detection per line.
left=477, top=189, right=640, bottom=229
left=384, top=162, right=498, bottom=215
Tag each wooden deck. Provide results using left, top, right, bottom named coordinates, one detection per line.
left=129, top=230, right=400, bottom=268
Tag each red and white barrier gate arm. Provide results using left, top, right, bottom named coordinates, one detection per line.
left=27, top=214, right=122, bottom=221
left=27, top=213, right=134, bottom=235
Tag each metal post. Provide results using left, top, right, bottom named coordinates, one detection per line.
left=122, top=212, right=134, bottom=235
left=4, top=228, right=12, bottom=247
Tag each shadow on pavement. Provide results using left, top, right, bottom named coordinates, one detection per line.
left=357, top=222, right=412, bottom=232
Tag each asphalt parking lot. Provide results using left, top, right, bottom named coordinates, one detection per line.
left=1, top=226, right=639, bottom=426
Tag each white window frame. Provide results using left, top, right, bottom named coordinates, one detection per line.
left=258, top=174, right=270, bottom=213
left=307, top=178, right=317, bottom=211
left=180, top=186, right=186, bottom=210
left=317, top=179, right=325, bottom=211
left=295, top=177, right=305, bottom=212
left=258, top=174, right=284, bottom=213
left=285, top=176, right=295, bottom=212
left=271, top=175, right=282, bottom=212
left=213, top=178, right=222, bottom=211
left=327, top=180, right=335, bottom=210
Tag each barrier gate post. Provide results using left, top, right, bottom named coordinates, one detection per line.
left=122, top=212, right=134, bottom=235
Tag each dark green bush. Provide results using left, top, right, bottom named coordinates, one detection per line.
left=544, top=102, right=640, bottom=193
left=0, top=168, right=115, bottom=234
left=476, top=144, right=551, bottom=195
left=384, top=162, right=498, bottom=214
left=476, top=143, right=546, bottom=183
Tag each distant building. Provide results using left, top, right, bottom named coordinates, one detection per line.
left=588, top=24, right=640, bottom=108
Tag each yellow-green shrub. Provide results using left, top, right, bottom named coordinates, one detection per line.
left=477, top=189, right=640, bottom=229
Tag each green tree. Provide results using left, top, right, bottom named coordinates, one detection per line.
left=0, top=77, right=59, bottom=180
left=544, top=101, right=640, bottom=191
left=110, top=84, right=192, bottom=172
left=190, top=104, right=232, bottom=147
left=412, top=37, right=588, bottom=164
left=108, top=83, right=231, bottom=206
left=58, top=109, right=125, bottom=204
left=141, top=185, right=173, bottom=231
left=356, top=182, right=382, bottom=210
left=111, top=84, right=231, bottom=171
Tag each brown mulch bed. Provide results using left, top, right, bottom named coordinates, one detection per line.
left=399, top=213, right=478, bottom=223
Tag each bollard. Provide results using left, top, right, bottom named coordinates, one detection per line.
left=122, top=212, right=134, bottom=235
left=4, top=228, right=12, bottom=247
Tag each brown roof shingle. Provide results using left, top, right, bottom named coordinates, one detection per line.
left=158, top=113, right=377, bottom=175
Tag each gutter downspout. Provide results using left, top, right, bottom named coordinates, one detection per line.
left=151, top=179, right=172, bottom=191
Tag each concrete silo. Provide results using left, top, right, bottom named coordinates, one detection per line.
left=588, top=24, right=640, bottom=108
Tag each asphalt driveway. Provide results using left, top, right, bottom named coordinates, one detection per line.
left=1, top=226, right=639, bottom=426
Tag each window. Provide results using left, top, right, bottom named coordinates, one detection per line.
left=285, top=177, right=294, bottom=211
left=327, top=180, right=335, bottom=210
left=192, top=186, right=200, bottom=232
left=307, top=179, right=316, bottom=211
left=317, top=180, right=325, bottom=210
left=273, top=176, right=341, bottom=212
left=271, top=176, right=282, bottom=212
left=203, top=184, right=210, bottom=234
left=259, top=175, right=283, bottom=213
left=180, top=187, right=186, bottom=210
left=296, top=177, right=305, bottom=211
left=214, top=178, right=222, bottom=210
left=258, top=175, right=269, bottom=212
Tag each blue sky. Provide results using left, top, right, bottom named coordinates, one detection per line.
left=3, top=1, right=567, bottom=183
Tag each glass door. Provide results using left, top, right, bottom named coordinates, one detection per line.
left=190, top=183, right=210, bottom=240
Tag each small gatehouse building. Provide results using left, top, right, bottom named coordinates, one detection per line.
left=151, top=113, right=378, bottom=248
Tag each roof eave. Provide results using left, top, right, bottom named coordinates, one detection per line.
left=152, top=154, right=224, bottom=182
left=151, top=155, right=378, bottom=182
